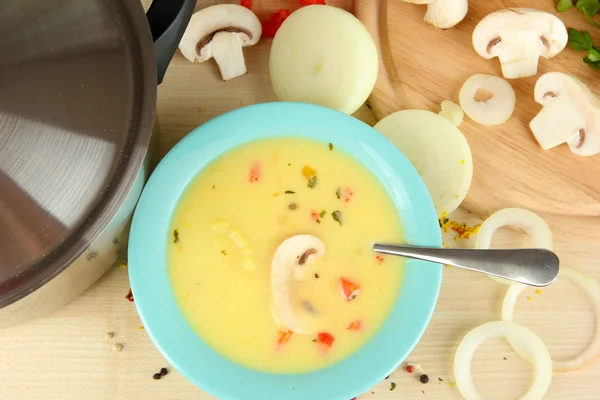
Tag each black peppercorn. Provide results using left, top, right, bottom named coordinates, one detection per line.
left=153, top=373, right=161, bottom=380
left=160, top=367, right=168, bottom=376
left=420, top=374, right=429, bottom=384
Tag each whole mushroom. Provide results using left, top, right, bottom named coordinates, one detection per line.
left=402, top=0, right=468, bottom=29
left=472, top=8, right=568, bottom=79
left=530, top=72, right=600, bottom=156
left=178, top=4, right=262, bottom=81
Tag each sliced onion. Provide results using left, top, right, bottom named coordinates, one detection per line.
left=459, top=74, right=516, bottom=126
left=475, top=208, right=553, bottom=285
left=454, top=321, right=552, bottom=400
left=502, top=267, right=600, bottom=372
left=439, top=100, right=464, bottom=127
left=269, top=5, right=378, bottom=114
left=374, top=110, right=473, bottom=216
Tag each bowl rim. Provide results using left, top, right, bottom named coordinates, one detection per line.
left=128, top=102, right=442, bottom=400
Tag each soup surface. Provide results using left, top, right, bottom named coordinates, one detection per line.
left=168, top=137, right=405, bottom=373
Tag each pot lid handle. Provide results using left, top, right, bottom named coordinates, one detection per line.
left=146, top=0, right=195, bottom=84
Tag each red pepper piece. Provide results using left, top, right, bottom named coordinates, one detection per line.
left=299, top=0, right=326, bottom=4
left=346, top=320, right=362, bottom=331
left=262, top=9, right=292, bottom=38
left=340, top=277, right=361, bottom=301
left=240, top=0, right=253, bottom=9
left=317, top=332, right=335, bottom=348
left=277, top=330, right=293, bottom=346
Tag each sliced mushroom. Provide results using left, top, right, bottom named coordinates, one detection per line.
left=402, top=0, right=468, bottom=29
left=530, top=72, right=600, bottom=156
left=472, top=8, right=567, bottom=79
left=271, top=235, right=325, bottom=334
left=178, top=5, right=262, bottom=81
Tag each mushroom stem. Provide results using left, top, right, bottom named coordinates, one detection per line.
left=530, top=99, right=586, bottom=149
left=209, top=32, right=247, bottom=81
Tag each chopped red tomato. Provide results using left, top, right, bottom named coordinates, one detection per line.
left=340, top=277, right=361, bottom=301
left=317, top=332, right=335, bottom=348
left=342, top=188, right=354, bottom=204
left=277, top=330, right=293, bottom=346
left=249, top=161, right=261, bottom=182
left=262, top=9, right=292, bottom=38
left=299, top=0, right=326, bottom=5
left=240, top=0, right=253, bottom=9
left=346, top=320, right=362, bottom=331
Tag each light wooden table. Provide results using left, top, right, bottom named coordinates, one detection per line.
left=1, top=1, right=599, bottom=399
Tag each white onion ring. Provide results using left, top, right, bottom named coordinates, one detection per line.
left=502, top=267, right=600, bottom=372
left=454, top=321, right=552, bottom=400
left=476, top=208, right=553, bottom=285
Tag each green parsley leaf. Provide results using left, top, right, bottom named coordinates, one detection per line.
left=558, top=0, right=574, bottom=12
left=331, top=210, right=342, bottom=225
left=319, top=209, right=327, bottom=218
left=390, top=382, right=397, bottom=391
left=307, top=176, right=317, bottom=189
left=586, top=46, right=600, bottom=61
left=284, top=190, right=295, bottom=194
left=335, top=187, right=342, bottom=199
left=173, top=229, right=179, bottom=243
left=577, top=0, right=600, bottom=16
left=568, top=28, right=594, bottom=50
left=328, top=142, right=334, bottom=151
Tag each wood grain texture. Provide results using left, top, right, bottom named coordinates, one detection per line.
left=1, top=1, right=599, bottom=399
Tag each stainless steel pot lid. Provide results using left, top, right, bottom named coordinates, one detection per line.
left=0, top=0, right=194, bottom=308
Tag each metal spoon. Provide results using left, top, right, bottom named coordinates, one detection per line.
left=373, top=244, right=560, bottom=287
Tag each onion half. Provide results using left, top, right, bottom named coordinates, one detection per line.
left=502, top=267, right=600, bottom=372
left=454, top=321, right=552, bottom=400
left=476, top=208, right=553, bottom=285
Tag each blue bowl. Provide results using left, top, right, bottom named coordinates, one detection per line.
left=128, top=102, right=442, bottom=400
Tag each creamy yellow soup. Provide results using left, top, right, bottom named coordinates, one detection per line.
left=168, top=137, right=405, bottom=373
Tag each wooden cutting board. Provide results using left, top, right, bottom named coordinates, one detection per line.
left=356, top=0, right=600, bottom=248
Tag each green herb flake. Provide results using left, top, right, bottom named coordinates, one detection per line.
left=221, top=250, right=227, bottom=255
left=557, top=0, right=574, bottom=12
left=212, top=185, right=215, bottom=189
left=332, top=210, right=342, bottom=225
left=568, top=28, right=594, bottom=50
left=577, top=0, right=600, bottom=17
left=390, top=382, right=397, bottom=391
left=312, top=338, right=317, bottom=343
left=285, top=190, right=295, bottom=194
left=328, top=142, right=334, bottom=151
left=319, top=209, right=327, bottom=218
left=307, top=176, right=318, bottom=189
left=335, top=187, right=342, bottom=199
left=315, top=273, right=320, bottom=279
left=173, top=229, right=179, bottom=243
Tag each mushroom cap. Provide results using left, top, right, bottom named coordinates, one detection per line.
left=473, top=8, right=567, bottom=60
left=424, top=0, right=468, bottom=29
left=178, top=4, right=261, bottom=64
left=532, top=72, right=600, bottom=156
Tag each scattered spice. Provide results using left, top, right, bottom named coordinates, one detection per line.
left=278, top=330, right=293, bottom=346
left=273, top=192, right=280, bottom=197
left=536, top=289, right=542, bottom=295
left=503, top=357, right=507, bottom=360
left=420, top=374, right=429, bottom=384
left=285, top=190, right=295, bottom=194
left=450, top=382, right=456, bottom=387
left=288, top=202, right=298, bottom=210
left=160, top=367, right=169, bottom=376
left=262, top=9, right=292, bottom=38
left=314, top=273, right=320, bottom=279
left=331, top=210, right=342, bottom=225
left=106, top=331, right=115, bottom=339
left=335, top=187, right=342, bottom=199
left=138, top=326, right=145, bottom=331
left=406, top=365, right=415, bottom=373
left=119, top=263, right=127, bottom=269
left=221, top=250, right=227, bottom=255
left=438, top=377, right=444, bottom=382
left=438, top=213, right=480, bottom=241
left=328, top=142, right=334, bottom=151
left=311, top=210, right=321, bottom=223
left=346, top=320, right=362, bottom=331
left=125, top=289, right=134, bottom=302
left=249, top=161, right=261, bottom=182
left=375, top=255, right=385, bottom=265
left=312, top=338, right=317, bottom=343
left=390, top=382, right=397, bottom=391
left=212, top=185, right=215, bottom=189
left=173, top=229, right=179, bottom=243
left=200, top=107, right=206, bottom=111
left=302, top=165, right=317, bottom=179
left=319, top=209, right=327, bottom=218
left=153, top=373, right=161, bottom=380
left=112, top=343, right=123, bottom=352
left=340, top=187, right=354, bottom=204
left=307, top=176, right=318, bottom=189
left=527, top=296, right=533, bottom=301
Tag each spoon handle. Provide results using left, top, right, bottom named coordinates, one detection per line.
left=373, top=244, right=559, bottom=287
